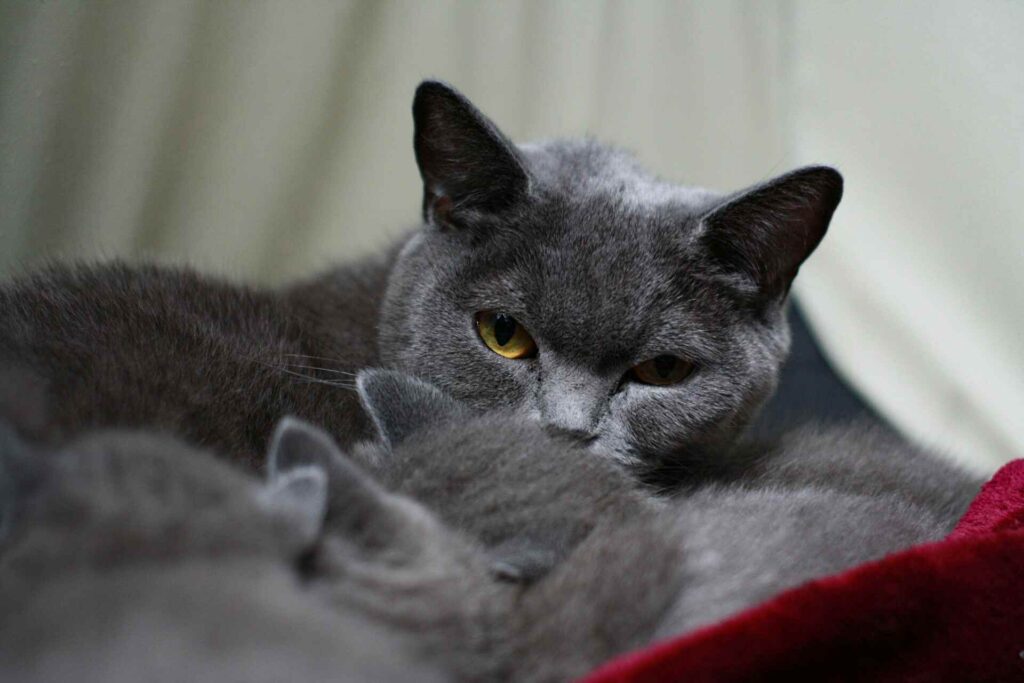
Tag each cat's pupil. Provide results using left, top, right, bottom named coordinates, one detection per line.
left=653, top=355, right=676, bottom=378
left=493, top=314, right=517, bottom=347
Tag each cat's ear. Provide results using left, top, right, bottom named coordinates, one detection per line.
left=413, top=80, right=529, bottom=228
left=698, top=166, right=842, bottom=301
left=356, top=369, right=470, bottom=450
left=263, top=417, right=333, bottom=543
left=265, top=416, right=401, bottom=547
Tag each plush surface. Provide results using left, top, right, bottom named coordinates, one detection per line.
left=581, top=459, right=1024, bottom=682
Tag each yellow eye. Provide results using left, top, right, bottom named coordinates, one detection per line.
left=475, top=311, right=537, bottom=359
left=631, top=355, right=694, bottom=386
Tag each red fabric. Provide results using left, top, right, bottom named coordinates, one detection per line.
left=581, top=460, right=1024, bottom=683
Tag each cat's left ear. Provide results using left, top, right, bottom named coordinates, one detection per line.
left=263, top=417, right=332, bottom=544
left=413, top=80, right=530, bottom=228
left=699, top=166, right=842, bottom=301
left=356, top=369, right=471, bottom=450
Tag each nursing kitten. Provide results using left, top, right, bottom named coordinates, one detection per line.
left=1, top=371, right=980, bottom=683
left=0, top=79, right=842, bottom=477
left=346, top=371, right=979, bottom=681
left=0, top=420, right=445, bottom=683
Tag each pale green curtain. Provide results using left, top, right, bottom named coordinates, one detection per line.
left=788, top=3, right=1024, bottom=472
left=0, top=1, right=1020, bottom=471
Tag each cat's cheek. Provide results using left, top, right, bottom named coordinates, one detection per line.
left=616, top=383, right=724, bottom=459
left=597, top=387, right=668, bottom=462
left=427, top=345, right=535, bottom=413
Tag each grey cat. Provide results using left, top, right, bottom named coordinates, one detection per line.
left=0, top=420, right=446, bottom=683
left=0, top=370, right=981, bottom=683
left=347, top=371, right=980, bottom=680
left=0, top=391, right=639, bottom=683
left=0, top=79, right=842, bottom=479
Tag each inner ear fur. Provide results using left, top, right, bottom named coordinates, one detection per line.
left=356, top=369, right=470, bottom=450
left=412, top=80, right=529, bottom=226
left=700, top=166, right=843, bottom=301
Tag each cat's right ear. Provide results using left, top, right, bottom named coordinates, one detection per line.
left=356, top=369, right=470, bottom=450
left=412, top=80, right=530, bottom=228
left=264, top=417, right=333, bottom=544
left=698, top=166, right=843, bottom=302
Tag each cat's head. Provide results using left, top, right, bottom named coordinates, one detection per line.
left=380, top=81, right=842, bottom=478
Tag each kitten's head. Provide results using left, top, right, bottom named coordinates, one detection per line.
left=380, top=81, right=842, bottom=478
left=0, top=425, right=329, bottom=579
left=0, top=418, right=510, bottom=677
left=352, top=369, right=653, bottom=581
left=268, top=410, right=521, bottom=680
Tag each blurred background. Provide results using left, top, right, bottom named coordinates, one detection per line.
left=0, top=1, right=1020, bottom=471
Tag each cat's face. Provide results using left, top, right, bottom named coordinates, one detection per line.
left=381, top=81, right=843, bottom=476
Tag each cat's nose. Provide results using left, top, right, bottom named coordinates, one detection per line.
left=544, top=395, right=598, bottom=444
left=537, top=359, right=608, bottom=441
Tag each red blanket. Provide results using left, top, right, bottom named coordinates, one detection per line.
left=582, top=460, right=1024, bottom=682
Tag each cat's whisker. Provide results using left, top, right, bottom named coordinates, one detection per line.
left=282, top=353, right=354, bottom=366
left=254, top=360, right=359, bottom=391
left=281, top=363, right=358, bottom=377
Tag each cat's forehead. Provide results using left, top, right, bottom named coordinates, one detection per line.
left=517, top=139, right=724, bottom=299
left=456, top=189, right=730, bottom=362
left=520, top=139, right=719, bottom=210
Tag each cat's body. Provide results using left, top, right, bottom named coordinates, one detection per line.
left=0, top=371, right=982, bottom=683
left=0, top=260, right=385, bottom=466
left=1, top=80, right=844, bottom=479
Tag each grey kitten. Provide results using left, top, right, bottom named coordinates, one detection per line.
left=1, top=79, right=842, bottom=478
left=0, top=420, right=445, bottom=683
left=346, top=370, right=980, bottom=681
left=3, top=371, right=978, bottom=683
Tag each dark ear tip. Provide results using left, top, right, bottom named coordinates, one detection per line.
left=792, top=165, right=844, bottom=205
left=413, top=80, right=465, bottom=117
left=414, top=79, right=459, bottom=100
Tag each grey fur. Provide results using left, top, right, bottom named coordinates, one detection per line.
left=1, top=80, right=841, bottom=476
left=383, top=83, right=842, bottom=477
left=354, top=369, right=659, bottom=582
left=346, top=371, right=981, bottom=682
left=0, top=422, right=445, bottom=683
left=0, top=375, right=983, bottom=683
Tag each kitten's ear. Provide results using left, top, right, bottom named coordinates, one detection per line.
left=699, top=166, right=842, bottom=301
left=263, top=417, right=333, bottom=543
left=265, top=416, right=400, bottom=547
left=413, top=80, right=529, bottom=227
left=357, top=369, right=470, bottom=450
